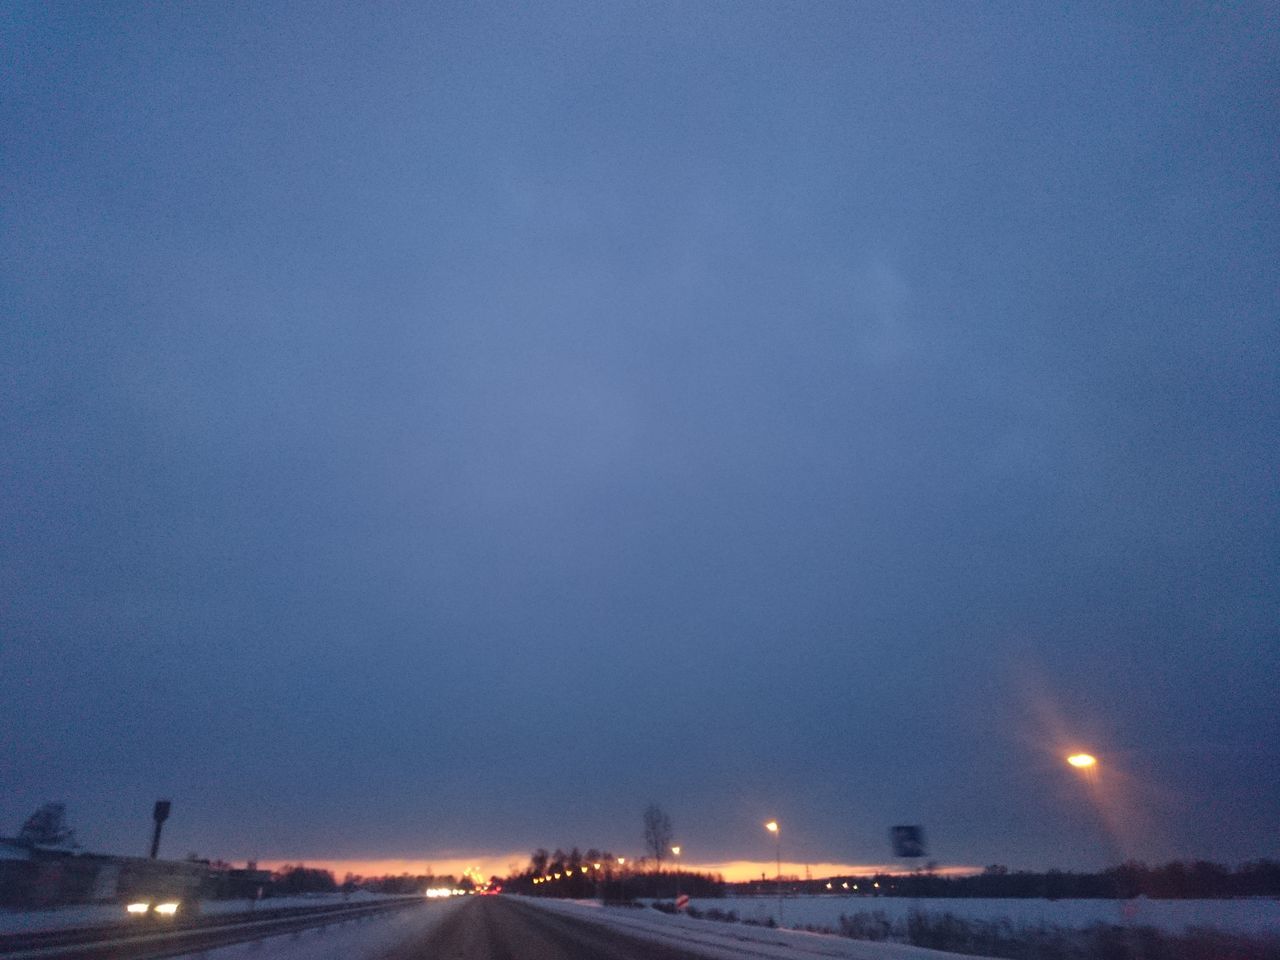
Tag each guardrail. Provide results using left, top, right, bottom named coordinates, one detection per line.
left=0, top=896, right=424, bottom=960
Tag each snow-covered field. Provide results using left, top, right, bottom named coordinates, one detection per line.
left=527, top=898, right=991, bottom=959
left=0, top=891, right=404, bottom=933
left=683, top=894, right=1280, bottom=937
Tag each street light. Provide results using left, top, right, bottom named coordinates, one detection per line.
left=1067, top=753, right=1097, bottom=769
left=765, top=820, right=781, bottom=924
left=671, top=846, right=682, bottom=903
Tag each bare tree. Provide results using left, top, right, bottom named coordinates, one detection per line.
left=642, top=804, right=673, bottom=873
left=530, top=849, right=549, bottom=875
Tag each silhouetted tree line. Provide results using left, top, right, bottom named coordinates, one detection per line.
left=747, top=860, right=1280, bottom=900
left=505, top=846, right=724, bottom=901
left=272, top=864, right=337, bottom=894
left=354, top=872, right=459, bottom=894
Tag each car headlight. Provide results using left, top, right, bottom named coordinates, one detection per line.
left=154, top=902, right=180, bottom=916
left=126, top=903, right=151, bottom=914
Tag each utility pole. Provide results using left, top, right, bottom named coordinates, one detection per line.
left=150, top=801, right=171, bottom=859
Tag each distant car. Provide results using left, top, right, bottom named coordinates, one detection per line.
left=124, top=896, right=198, bottom=919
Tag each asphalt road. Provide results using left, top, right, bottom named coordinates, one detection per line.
left=383, top=897, right=710, bottom=960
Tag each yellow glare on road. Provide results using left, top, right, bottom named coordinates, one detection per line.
left=1068, top=753, right=1097, bottom=768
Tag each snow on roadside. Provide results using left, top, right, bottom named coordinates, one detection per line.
left=683, top=894, right=1280, bottom=937
left=518, top=897, right=996, bottom=960
left=166, top=898, right=459, bottom=960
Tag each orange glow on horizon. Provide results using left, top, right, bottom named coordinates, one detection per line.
left=252, top=855, right=980, bottom=885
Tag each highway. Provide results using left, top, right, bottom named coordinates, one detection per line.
left=385, top=896, right=714, bottom=960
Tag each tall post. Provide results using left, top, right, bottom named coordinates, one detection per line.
left=150, top=800, right=171, bottom=859
left=776, top=832, right=782, bottom=924
left=672, top=846, right=681, bottom=903
left=765, top=820, right=782, bottom=926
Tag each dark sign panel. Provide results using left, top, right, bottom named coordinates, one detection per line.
left=890, top=824, right=926, bottom=858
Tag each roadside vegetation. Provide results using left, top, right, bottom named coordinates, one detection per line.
left=651, top=902, right=1280, bottom=960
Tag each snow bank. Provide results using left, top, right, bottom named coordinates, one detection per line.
left=684, top=894, right=1280, bottom=937
left=521, top=897, right=995, bottom=959
left=166, top=898, right=458, bottom=960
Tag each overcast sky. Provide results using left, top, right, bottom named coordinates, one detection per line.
left=3, top=2, right=1277, bottom=875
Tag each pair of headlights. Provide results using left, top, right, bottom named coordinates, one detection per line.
left=126, top=901, right=180, bottom=916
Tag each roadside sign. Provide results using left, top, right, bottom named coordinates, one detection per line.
left=675, top=894, right=690, bottom=912
left=890, top=825, right=926, bottom=858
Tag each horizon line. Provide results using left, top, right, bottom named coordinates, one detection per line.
left=251, top=855, right=982, bottom=884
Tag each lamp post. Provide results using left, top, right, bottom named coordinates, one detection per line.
left=671, top=846, right=681, bottom=903
left=765, top=820, right=781, bottom=924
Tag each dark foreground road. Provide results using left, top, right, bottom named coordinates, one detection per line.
left=383, top=897, right=708, bottom=960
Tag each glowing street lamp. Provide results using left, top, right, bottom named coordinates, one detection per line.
left=1067, top=753, right=1097, bottom=769
left=765, top=820, right=782, bottom=923
left=671, top=845, right=682, bottom=903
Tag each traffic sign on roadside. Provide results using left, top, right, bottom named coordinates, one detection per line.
left=890, top=825, right=927, bottom=858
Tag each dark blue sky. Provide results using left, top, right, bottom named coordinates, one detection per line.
left=3, top=2, right=1277, bottom=874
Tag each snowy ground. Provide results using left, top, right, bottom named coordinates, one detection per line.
left=523, top=898, right=994, bottom=959
left=0, top=891, right=403, bottom=933
left=165, top=898, right=460, bottom=960
left=678, top=894, right=1280, bottom=937
left=163, top=896, right=988, bottom=960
